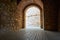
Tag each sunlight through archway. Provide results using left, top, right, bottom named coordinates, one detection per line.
left=25, top=6, right=41, bottom=29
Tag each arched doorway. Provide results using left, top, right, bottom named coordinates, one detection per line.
left=25, top=5, right=41, bottom=29
left=17, top=0, right=44, bottom=30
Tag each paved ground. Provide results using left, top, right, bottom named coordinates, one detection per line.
left=0, top=29, right=60, bottom=40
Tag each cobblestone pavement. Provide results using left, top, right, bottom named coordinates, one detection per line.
left=0, top=29, right=60, bottom=40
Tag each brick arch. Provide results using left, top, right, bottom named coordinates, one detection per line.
left=17, top=0, right=44, bottom=29
left=23, top=4, right=43, bottom=28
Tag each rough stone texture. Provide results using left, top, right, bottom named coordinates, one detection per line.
left=1, top=0, right=60, bottom=32
left=0, top=0, right=17, bottom=31
left=44, top=0, right=58, bottom=31
left=0, top=0, right=43, bottom=32
left=17, top=0, right=43, bottom=28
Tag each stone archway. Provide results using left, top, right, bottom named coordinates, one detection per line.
left=17, top=0, right=44, bottom=29
left=25, top=5, right=41, bottom=29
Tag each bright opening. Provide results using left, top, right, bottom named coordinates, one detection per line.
left=25, top=6, right=41, bottom=29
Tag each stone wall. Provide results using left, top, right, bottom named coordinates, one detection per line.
left=0, top=0, right=60, bottom=32
left=17, top=0, right=43, bottom=28
left=44, top=0, right=58, bottom=31
left=58, top=0, right=60, bottom=31
left=0, top=0, right=43, bottom=32
left=0, top=0, right=17, bottom=31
